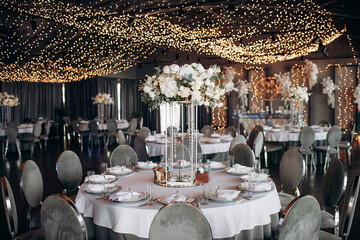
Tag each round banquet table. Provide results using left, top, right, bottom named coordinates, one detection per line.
left=79, top=120, right=129, bottom=132
left=75, top=170, right=281, bottom=240
left=146, top=137, right=232, bottom=157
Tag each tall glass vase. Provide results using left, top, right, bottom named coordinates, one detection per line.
left=289, top=100, right=303, bottom=127
left=97, top=104, right=105, bottom=123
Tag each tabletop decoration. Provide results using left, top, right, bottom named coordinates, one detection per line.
left=142, top=63, right=235, bottom=188
left=92, top=93, right=114, bottom=122
left=0, top=92, right=20, bottom=126
left=236, top=80, right=251, bottom=112
left=303, top=59, right=319, bottom=90
left=321, top=77, right=338, bottom=108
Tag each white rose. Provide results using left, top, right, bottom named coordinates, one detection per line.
left=191, top=91, right=202, bottom=102
left=159, top=77, right=178, bottom=98
left=206, top=68, right=214, bottom=76
left=169, top=64, right=179, bottom=74
left=178, top=86, right=191, bottom=98
left=196, top=63, right=205, bottom=73
left=163, top=66, right=170, bottom=74
left=149, top=92, right=156, bottom=100
left=205, top=79, right=211, bottom=85
left=143, top=85, right=151, bottom=93
left=179, top=64, right=195, bottom=77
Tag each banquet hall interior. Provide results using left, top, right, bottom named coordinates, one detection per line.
left=1, top=0, right=360, bottom=239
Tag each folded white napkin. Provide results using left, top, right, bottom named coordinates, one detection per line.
left=220, top=135, right=233, bottom=141
left=137, top=161, right=157, bottom=168
left=146, top=136, right=156, bottom=141
left=271, top=128, right=281, bottom=132
left=107, top=166, right=132, bottom=174
left=174, top=160, right=191, bottom=167
left=211, top=133, right=220, bottom=137
left=164, top=193, right=186, bottom=203
left=210, top=161, right=225, bottom=168
left=84, top=183, right=116, bottom=193
left=84, top=175, right=115, bottom=184
left=239, top=182, right=271, bottom=191
left=242, top=173, right=268, bottom=182
left=263, top=126, right=272, bottom=131
left=110, top=191, right=139, bottom=201
left=216, top=190, right=240, bottom=201
left=209, top=138, right=221, bottom=143
left=227, top=164, right=253, bottom=174
left=157, top=139, right=170, bottom=144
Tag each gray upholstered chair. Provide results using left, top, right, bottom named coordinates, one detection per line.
left=138, top=127, right=151, bottom=139
left=20, top=160, right=44, bottom=230
left=1, top=176, right=43, bottom=240
left=40, top=120, right=51, bottom=149
left=278, top=149, right=305, bottom=212
left=320, top=158, right=346, bottom=234
left=134, top=136, right=149, bottom=162
left=313, top=125, right=342, bottom=171
left=319, top=175, right=360, bottom=240
left=110, top=145, right=138, bottom=167
left=4, top=124, right=21, bottom=157
left=21, top=122, right=43, bottom=155
left=224, top=126, right=237, bottom=138
left=88, top=120, right=105, bottom=147
left=292, top=126, right=316, bottom=170
left=200, top=125, right=214, bottom=136
left=41, top=194, right=87, bottom=240
left=123, top=118, right=138, bottom=145
left=276, top=195, right=321, bottom=240
left=229, top=135, right=246, bottom=151
left=71, top=119, right=89, bottom=146
left=56, top=150, right=83, bottom=196
left=247, top=127, right=264, bottom=171
left=239, top=122, right=248, bottom=138
left=149, top=202, right=212, bottom=240
left=339, top=122, right=355, bottom=168
left=229, top=143, right=255, bottom=167
left=105, top=120, right=117, bottom=146
left=117, top=129, right=126, bottom=145
left=167, top=142, right=191, bottom=161
left=319, top=120, right=331, bottom=127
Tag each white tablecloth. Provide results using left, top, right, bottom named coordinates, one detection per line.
left=0, top=124, right=33, bottom=136
left=79, top=120, right=129, bottom=132
left=75, top=171, right=281, bottom=239
left=146, top=137, right=231, bottom=157
left=265, top=129, right=327, bottom=142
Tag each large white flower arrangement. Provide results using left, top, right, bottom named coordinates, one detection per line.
left=0, top=92, right=20, bottom=107
left=321, top=77, right=338, bottom=108
left=354, top=84, right=360, bottom=107
left=290, top=86, right=310, bottom=103
left=274, top=72, right=310, bottom=103
left=237, top=80, right=251, bottom=110
left=141, top=63, right=233, bottom=109
left=92, top=93, right=114, bottom=105
left=303, top=59, right=319, bottom=90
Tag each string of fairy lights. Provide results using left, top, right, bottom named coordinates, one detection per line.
left=0, top=0, right=345, bottom=82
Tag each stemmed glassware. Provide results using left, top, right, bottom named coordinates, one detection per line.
left=100, top=162, right=108, bottom=198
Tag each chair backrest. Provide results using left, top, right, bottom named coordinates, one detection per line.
left=200, top=125, right=214, bottom=136
left=44, top=120, right=51, bottom=135
left=279, top=149, right=304, bottom=190
left=338, top=175, right=360, bottom=239
left=20, top=160, right=43, bottom=208
left=230, top=135, right=246, bottom=151
left=33, top=121, right=42, bottom=138
left=252, top=130, right=264, bottom=158
left=5, top=124, right=18, bottom=139
left=327, top=125, right=342, bottom=147
left=229, top=143, right=255, bottom=167
left=138, top=127, right=151, bottom=139
left=129, top=118, right=138, bottom=131
left=277, top=195, right=321, bottom=240
left=224, top=126, right=237, bottom=138
left=110, top=145, right=138, bottom=167
left=299, top=126, right=315, bottom=148
left=1, top=176, right=19, bottom=238
left=88, top=120, right=98, bottom=134
left=239, top=122, right=248, bottom=137
left=167, top=143, right=191, bottom=161
left=56, top=150, right=83, bottom=192
left=117, top=129, right=126, bottom=145
left=41, top=194, right=87, bottom=240
left=167, top=126, right=177, bottom=137
left=323, top=158, right=345, bottom=209
left=149, top=202, right=212, bottom=240
left=106, top=120, right=117, bottom=133
left=349, top=122, right=356, bottom=144
left=134, top=136, right=148, bottom=162
left=246, top=127, right=258, bottom=149
left=319, top=120, right=331, bottom=127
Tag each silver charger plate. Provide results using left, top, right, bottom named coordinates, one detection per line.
left=158, top=195, right=194, bottom=204
left=203, top=191, right=243, bottom=203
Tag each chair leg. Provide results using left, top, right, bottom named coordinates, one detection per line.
left=347, top=148, right=352, bottom=168
left=324, top=152, right=330, bottom=172
left=4, top=139, right=9, bottom=156
left=16, top=139, right=21, bottom=156
left=311, top=152, right=316, bottom=171
left=264, top=150, right=268, bottom=168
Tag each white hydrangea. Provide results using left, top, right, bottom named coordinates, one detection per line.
left=178, top=86, right=191, bottom=98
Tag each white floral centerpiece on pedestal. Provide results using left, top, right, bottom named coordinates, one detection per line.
left=141, top=63, right=233, bottom=110
left=0, top=92, right=20, bottom=126
left=92, top=93, right=114, bottom=122
left=321, top=77, right=338, bottom=109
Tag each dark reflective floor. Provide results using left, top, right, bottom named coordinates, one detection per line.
left=0, top=135, right=359, bottom=239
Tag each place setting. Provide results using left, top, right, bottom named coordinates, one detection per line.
left=135, top=161, right=158, bottom=171
left=225, top=163, right=254, bottom=176
left=202, top=186, right=243, bottom=203
left=106, top=165, right=134, bottom=176
left=83, top=170, right=121, bottom=195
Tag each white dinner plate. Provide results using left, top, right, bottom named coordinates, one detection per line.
left=86, top=175, right=117, bottom=184
left=106, top=168, right=134, bottom=176
left=158, top=195, right=194, bottom=204
left=236, top=182, right=273, bottom=193
left=203, top=191, right=243, bottom=203
left=110, top=192, right=148, bottom=203
left=84, top=185, right=121, bottom=195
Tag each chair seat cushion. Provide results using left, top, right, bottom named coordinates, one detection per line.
left=265, top=144, right=282, bottom=152
left=278, top=192, right=296, bottom=212
left=320, top=210, right=335, bottom=229
left=318, top=230, right=341, bottom=240
left=338, top=141, right=350, bottom=149
left=313, top=146, right=338, bottom=154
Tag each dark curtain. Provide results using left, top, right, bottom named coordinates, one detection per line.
left=65, top=77, right=118, bottom=120
left=0, top=82, right=62, bottom=122
left=198, top=105, right=212, bottom=130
